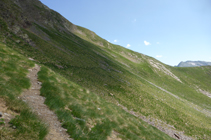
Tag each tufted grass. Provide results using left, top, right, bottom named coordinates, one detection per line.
left=0, top=43, right=48, bottom=140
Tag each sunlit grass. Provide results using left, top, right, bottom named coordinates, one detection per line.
left=38, top=66, right=173, bottom=140
left=0, top=43, right=48, bottom=140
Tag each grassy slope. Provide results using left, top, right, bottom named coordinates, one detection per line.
left=73, top=26, right=211, bottom=139
left=74, top=26, right=211, bottom=111
left=0, top=43, right=173, bottom=139
left=38, top=65, right=173, bottom=140
left=0, top=43, right=48, bottom=140
left=0, top=0, right=211, bottom=139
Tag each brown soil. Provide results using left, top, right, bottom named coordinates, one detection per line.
left=0, top=98, right=17, bottom=140
left=20, top=64, right=72, bottom=140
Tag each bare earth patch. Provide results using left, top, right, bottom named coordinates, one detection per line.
left=148, top=59, right=182, bottom=83
left=197, top=88, right=211, bottom=98
left=0, top=98, right=18, bottom=140
left=20, top=64, right=72, bottom=140
left=107, top=130, right=122, bottom=140
left=120, top=52, right=141, bottom=63
left=0, top=98, right=18, bottom=127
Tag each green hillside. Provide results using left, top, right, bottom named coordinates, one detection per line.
left=0, top=43, right=48, bottom=139
left=0, top=0, right=211, bottom=139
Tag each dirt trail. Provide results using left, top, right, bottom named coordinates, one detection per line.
left=20, top=64, right=72, bottom=140
left=117, top=102, right=193, bottom=140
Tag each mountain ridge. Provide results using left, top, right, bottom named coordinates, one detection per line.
left=178, top=60, right=211, bottom=67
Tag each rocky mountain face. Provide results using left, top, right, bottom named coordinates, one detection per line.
left=178, top=61, right=211, bottom=67
left=0, top=0, right=77, bottom=44
left=1, top=0, right=211, bottom=139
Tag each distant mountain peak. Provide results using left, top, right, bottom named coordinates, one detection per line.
left=177, top=60, right=211, bottom=67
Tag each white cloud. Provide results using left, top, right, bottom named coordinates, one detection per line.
left=156, top=55, right=163, bottom=58
left=114, top=40, right=118, bottom=43
left=126, top=44, right=131, bottom=48
left=156, top=42, right=160, bottom=44
left=144, top=41, right=151, bottom=46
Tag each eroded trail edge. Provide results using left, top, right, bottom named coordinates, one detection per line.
left=20, top=64, right=72, bottom=140
left=117, top=102, right=193, bottom=140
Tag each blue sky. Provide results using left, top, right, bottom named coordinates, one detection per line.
left=40, top=0, right=211, bottom=66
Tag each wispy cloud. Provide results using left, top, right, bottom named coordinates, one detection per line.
left=126, top=44, right=131, bottom=48
left=114, top=39, right=118, bottom=43
left=144, top=41, right=151, bottom=46
left=132, top=19, right=137, bottom=22
left=156, top=42, right=160, bottom=44
left=156, top=55, right=163, bottom=58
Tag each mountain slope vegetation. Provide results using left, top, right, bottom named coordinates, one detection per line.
left=0, top=42, right=48, bottom=139
left=0, top=0, right=211, bottom=139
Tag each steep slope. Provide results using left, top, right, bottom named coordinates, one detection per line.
left=178, top=61, right=211, bottom=67
left=0, top=0, right=211, bottom=139
left=0, top=42, right=174, bottom=140
left=0, top=42, right=48, bottom=139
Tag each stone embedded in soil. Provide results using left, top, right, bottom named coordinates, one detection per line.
left=174, top=133, right=180, bottom=139
left=37, top=81, right=42, bottom=85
